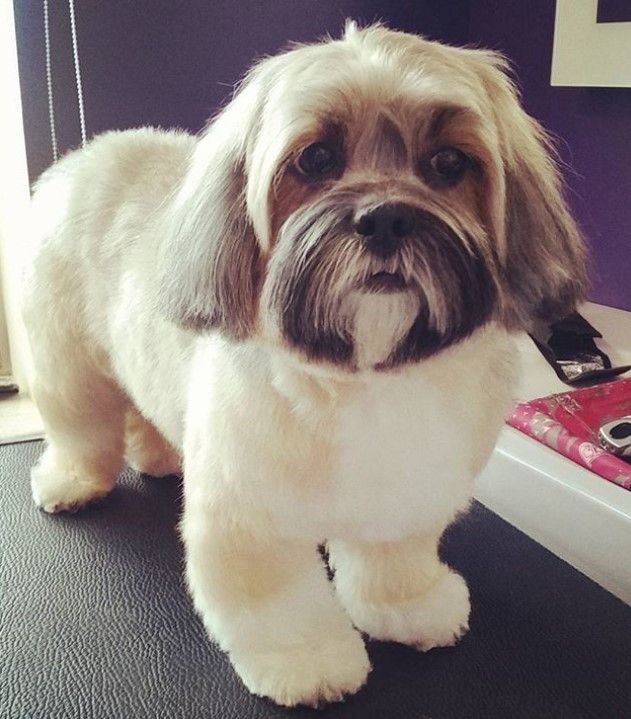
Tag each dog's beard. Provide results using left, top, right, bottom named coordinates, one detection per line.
left=346, top=290, right=420, bottom=369
left=263, top=191, right=497, bottom=370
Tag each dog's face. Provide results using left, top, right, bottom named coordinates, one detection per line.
left=258, top=70, right=500, bottom=370
left=158, top=23, right=587, bottom=371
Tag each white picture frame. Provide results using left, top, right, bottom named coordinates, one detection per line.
left=552, top=0, right=631, bottom=87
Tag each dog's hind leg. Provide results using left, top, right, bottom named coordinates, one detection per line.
left=28, top=337, right=129, bottom=514
left=124, top=408, right=181, bottom=477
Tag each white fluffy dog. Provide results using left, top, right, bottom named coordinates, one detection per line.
left=23, top=23, right=586, bottom=707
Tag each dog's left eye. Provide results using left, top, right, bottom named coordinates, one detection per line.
left=424, top=147, right=469, bottom=187
left=296, top=142, right=339, bottom=178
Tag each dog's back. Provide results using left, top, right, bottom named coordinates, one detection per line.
left=27, top=127, right=193, bottom=282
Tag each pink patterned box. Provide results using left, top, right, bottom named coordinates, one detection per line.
left=508, top=379, right=631, bottom=491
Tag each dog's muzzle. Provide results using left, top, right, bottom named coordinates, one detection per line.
left=354, top=202, right=419, bottom=292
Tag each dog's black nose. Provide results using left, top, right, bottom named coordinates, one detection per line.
left=354, top=203, right=416, bottom=258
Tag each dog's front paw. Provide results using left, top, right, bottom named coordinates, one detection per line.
left=343, top=569, right=470, bottom=651
left=229, top=630, right=370, bottom=707
left=31, top=448, right=113, bottom=513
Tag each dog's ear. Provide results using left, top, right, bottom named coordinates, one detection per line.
left=156, top=78, right=264, bottom=338
left=470, top=51, right=589, bottom=330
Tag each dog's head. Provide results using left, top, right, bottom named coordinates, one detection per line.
left=158, top=23, right=588, bottom=370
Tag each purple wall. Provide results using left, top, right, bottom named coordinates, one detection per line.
left=469, top=0, right=631, bottom=312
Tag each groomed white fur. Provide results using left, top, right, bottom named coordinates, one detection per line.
left=22, top=23, right=586, bottom=708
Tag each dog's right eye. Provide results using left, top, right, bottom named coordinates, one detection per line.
left=296, top=142, right=339, bottom=178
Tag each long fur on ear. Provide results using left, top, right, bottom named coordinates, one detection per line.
left=156, top=78, right=263, bottom=338
left=470, top=51, right=589, bottom=329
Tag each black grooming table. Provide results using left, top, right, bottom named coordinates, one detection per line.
left=2, top=440, right=630, bottom=719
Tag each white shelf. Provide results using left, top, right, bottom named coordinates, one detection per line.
left=475, top=302, right=631, bottom=605
left=475, top=427, right=631, bottom=605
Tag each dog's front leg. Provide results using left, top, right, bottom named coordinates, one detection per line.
left=181, top=509, right=370, bottom=707
left=328, top=533, right=470, bottom=651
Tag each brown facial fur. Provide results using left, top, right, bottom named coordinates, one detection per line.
left=271, top=171, right=321, bottom=242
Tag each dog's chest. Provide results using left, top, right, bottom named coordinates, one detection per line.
left=324, top=373, right=476, bottom=540
left=267, top=359, right=500, bottom=542
left=202, top=330, right=515, bottom=543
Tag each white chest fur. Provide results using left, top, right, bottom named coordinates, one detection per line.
left=184, top=326, right=518, bottom=544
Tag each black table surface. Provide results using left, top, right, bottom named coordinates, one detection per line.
left=2, top=440, right=630, bottom=719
